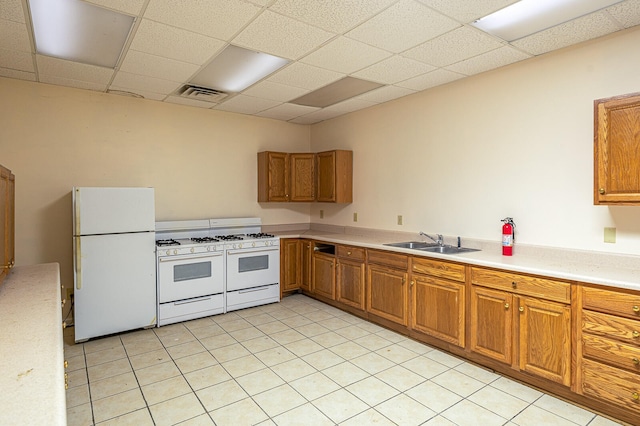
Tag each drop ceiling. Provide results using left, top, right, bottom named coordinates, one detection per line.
left=1, top=0, right=639, bottom=124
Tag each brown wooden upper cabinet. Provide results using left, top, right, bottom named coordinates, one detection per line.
left=316, top=150, right=353, bottom=203
left=594, top=92, right=640, bottom=205
left=258, top=150, right=352, bottom=203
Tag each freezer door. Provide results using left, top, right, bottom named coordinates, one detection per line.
left=73, top=187, right=155, bottom=235
left=74, top=232, right=156, bottom=342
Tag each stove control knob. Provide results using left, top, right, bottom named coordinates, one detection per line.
left=173, top=250, right=178, bottom=255
left=207, top=246, right=211, bottom=252
left=165, top=250, right=170, bottom=256
left=232, top=244, right=237, bottom=249
left=190, top=248, right=194, bottom=253
left=252, top=242, right=256, bottom=247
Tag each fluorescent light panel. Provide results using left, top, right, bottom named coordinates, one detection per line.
left=290, top=77, right=383, bottom=108
left=190, top=45, right=289, bottom=93
left=29, top=0, right=134, bottom=68
left=472, top=0, right=624, bottom=42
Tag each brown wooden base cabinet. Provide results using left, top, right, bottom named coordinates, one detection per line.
left=366, top=250, right=408, bottom=326
left=311, top=245, right=336, bottom=300
left=410, top=257, right=465, bottom=347
left=470, top=267, right=571, bottom=387
left=336, top=245, right=365, bottom=311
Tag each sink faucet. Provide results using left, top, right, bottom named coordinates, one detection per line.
left=420, top=232, right=443, bottom=246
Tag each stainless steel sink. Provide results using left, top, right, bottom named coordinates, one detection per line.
left=384, top=241, right=439, bottom=249
left=418, top=245, right=480, bottom=255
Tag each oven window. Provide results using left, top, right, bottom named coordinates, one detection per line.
left=238, top=255, right=269, bottom=273
left=174, top=261, right=212, bottom=282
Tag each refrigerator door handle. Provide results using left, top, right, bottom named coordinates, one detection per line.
left=74, top=188, right=81, bottom=236
left=75, top=237, right=82, bottom=290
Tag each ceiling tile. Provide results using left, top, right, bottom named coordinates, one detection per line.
left=0, top=18, right=30, bottom=51
left=291, top=108, right=344, bottom=124
left=0, top=48, right=33, bottom=72
left=144, top=0, right=261, bottom=40
left=417, top=0, right=518, bottom=22
left=84, top=0, right=146, bottom=15
left=301, top=36, right=391, bottom=74
left=607, top=0, right=640, bottom=27
left=268, top=62, right=344, bottom=90
left=269, top=0, right=396, bottom=33
left=445, top=45, right=530, bottom=75
left=39, top=75, right=107, bottom=91
left=233, top=10, right=335, bottom=60
left=353, top=55, right=435, bottom=84
left=346, top=0, right=460, bottom=53
left=164, top=95, right=217, bottom=109
left=36, top=55, right=114, bottom=84
left=0, top=68, right=35, bottom=81
left=108, top=86, right=167, bottom=101
left=397, top=68, right=464, bottom=91
left=214, top=94, right=281, bottom=114
left=0, top=0, right=25, bottom=22
left=324, top=97, right=378, bottom=113
left=111, top=70, right=181, bottom=95
left=511, top=12, right=622, bottom=56
left=129, top=19, right=226, bottom=65
left=119, top=50, right=199, bottom=83
left=355, top=85, right=416, bottom=103
left=404, top=26, right=504, bottom=67
left=257, top=103, right=319, bottom=120
left=242, top=80, right=309, bottom=102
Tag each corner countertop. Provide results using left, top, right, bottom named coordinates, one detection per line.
left=0, top=263, right=66, bottom=426
left=271, top=227, right=640, bottom=292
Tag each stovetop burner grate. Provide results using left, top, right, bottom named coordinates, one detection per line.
left=246, top=233, right=275, bottom=239
left=191, top=237, right=220, bottom=243
left=156, top=239, right=180, bottom=246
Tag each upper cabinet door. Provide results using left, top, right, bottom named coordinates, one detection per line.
left=594, top=92, right=640, bottom=205
left=317, top=150, right=353, bottom=203
left=290, top=153, right=315, bottom=202
left=258, top=151, right=289, bottom=202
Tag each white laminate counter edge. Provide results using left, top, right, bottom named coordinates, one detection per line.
left=272, top=229, right=640, bottom=292
left=0, top=263, right=66, bottom=426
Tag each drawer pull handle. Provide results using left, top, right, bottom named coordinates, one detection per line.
left=504, top=303, right=510, bottom=309
left=519, top=306, right=524, bottom=312
left=633, top=305, right=639, bottom=313
left=347, top=251, right=351, bottom=255
left=511, top=281, right=517, bottom=288
left=633, top=358, right=639, bottom=365
left=634, top=392, right=639, bottom=400
left=634, top=331, right=640, bottom=339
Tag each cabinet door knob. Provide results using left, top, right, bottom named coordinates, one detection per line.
left=347, top=251, right=351, bottom=255
left=632, top=357, right=639, bottom=365
left=511, top=281, right=517, bottom=288
left=633, top=392, right=639, bottom=400
left=633, top=331, right=639, bottom=338
left=633, top=305, right=639, bottom=313
left=410, top=280, right=415, bottom=287
left=504, top=303, right=510, bottom=309
left=599, top=188, right=605, bottom=195
left=519, top=306, right=524, bottom=312
left=64, top=360, right=68, bottom=368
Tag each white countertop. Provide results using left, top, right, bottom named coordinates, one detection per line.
left=272, top=227, right=640, bottom=292
left=0, top=263, right=66, bottom=426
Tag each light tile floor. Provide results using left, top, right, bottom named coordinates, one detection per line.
left=65, top=294, right=624, bottom=426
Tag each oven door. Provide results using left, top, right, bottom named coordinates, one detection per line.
left=226, top=246, right=280, bottom=291
left=158, top=252, right=224, bottom=303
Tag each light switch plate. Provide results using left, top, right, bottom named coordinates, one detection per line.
left=604, top=227, right=616, bottom=243
left=353, top=212, right=358, bottom=222
left=397, top=215, right=403, bottom=225
left=320, top=210, right=324, bottom=219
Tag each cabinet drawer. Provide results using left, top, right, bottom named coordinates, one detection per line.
left=582, top=310, right=640, bottom=346
left=582, top=333, right=640, bottom=373
left=471, top=267, right=570, bottom=303
left=582, top=286, right=640, bottom=321
left=581, top=358, right=640, bottom=413
left=412, top=257, right=465, bottom=283
left=337, top=245, right=365, bottom=261
left=367, top=249, right=408, bottom=270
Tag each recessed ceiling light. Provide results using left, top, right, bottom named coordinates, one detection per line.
left=471, top=0, right=624, bottom=42
left=29, top=0, right=134, bottom=68
left=290, top=77, right=384, bottom=108
left=190, top=45, right=289, bottom=93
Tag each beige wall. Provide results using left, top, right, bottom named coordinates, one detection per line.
left=310, top=26, right=640, bottom=255
left=0, top=79, right=311, bottom=287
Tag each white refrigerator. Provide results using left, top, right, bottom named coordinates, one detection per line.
left=73, top=187, right=156, bottom=342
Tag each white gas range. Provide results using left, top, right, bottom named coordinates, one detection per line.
left=155, top=218, right=280, bottom=326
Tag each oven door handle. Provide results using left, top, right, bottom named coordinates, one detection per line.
left=159, top=252, right=223, bottom=263
left=226, top=247, right=278, bottom=256
left=173, top=296, right=211, bottom=305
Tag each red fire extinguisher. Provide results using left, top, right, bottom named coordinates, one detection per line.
left=501, top=217, right=515, bottom=256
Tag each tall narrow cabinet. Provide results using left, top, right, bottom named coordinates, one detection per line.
left=0, top=164, right=15, bottom=285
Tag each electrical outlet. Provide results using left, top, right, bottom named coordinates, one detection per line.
left=320, top=209, right=324, bottom=219
left=604, top=227, right=616, bottom=243
left=353, top=212, right=358, bottom=222
left=397, top=215, right=403, bottom=225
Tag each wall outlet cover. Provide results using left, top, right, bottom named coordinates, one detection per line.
left=320, top=210, right=324, bottom=219
left=604, top=227, right=616, bottom=243
left=353, top=212, right=358, bottom=222
left=397, top=215, right=403, bottom=225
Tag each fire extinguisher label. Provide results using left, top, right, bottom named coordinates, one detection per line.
left=502, top=235, right=513, bottom=246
